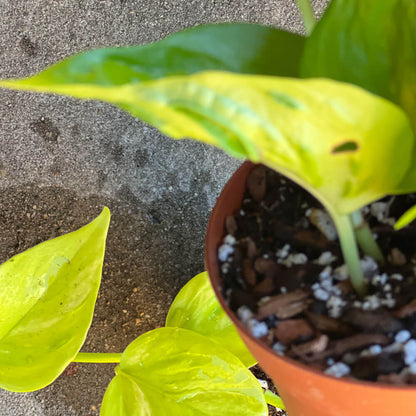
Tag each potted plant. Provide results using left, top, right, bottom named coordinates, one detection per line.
left=1, top=0, right=415, bottom=414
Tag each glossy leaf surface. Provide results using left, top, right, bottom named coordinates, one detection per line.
left=100, top=327, right=267, bottom=416
left=166, top=272, right=256, bottom=367
left=2, top=70, right=412, bottom=215
left=12, top=23, right=304, bottom=87
left=301, top=0, right=416, bottom=192
left=0, top=208, right=110, bottom=392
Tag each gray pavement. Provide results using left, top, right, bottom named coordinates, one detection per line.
left=0, top=1, right=328, bottom=415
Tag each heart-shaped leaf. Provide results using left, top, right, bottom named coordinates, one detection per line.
left=100, top=327, right=267, bottom=416
left=2, top=71, right=411, bottom=215
left=301, top=0, right=416, bottom=193
left=11, top=23, right=304, bottom=89
left=166, top=272, right=256, bottom=367
left=0, top=208, right=110, bottom=392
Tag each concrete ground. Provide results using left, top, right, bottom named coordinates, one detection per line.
left=0, top=1, right=328, bottom=415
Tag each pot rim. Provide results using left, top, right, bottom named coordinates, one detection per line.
left=205, top=160, right=416, bottom=392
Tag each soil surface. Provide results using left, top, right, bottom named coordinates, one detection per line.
left=219, top=165, right=416, bottom=385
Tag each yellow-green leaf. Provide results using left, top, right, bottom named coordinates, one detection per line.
left=1, top=69, right=414, bottom=215
left=166, top=272, right=256, bottom=367
left=0, top=208, right=110, bottom=392
left=100, top=327, right=267, bottom=416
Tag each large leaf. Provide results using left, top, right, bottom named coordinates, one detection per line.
left=301, top=0, right=416, bottom=191
left=0, top=208, right=110, bottom=392
left=100, top=327, right=267, bottom=416
left=166, top=272, right=256, bottom=367
left=12, top=23, right=304, bottom=88
left=2, top=71, right=413, bottom=215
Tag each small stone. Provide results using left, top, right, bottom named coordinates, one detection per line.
left=370, top=202, right=388, bottom=222
left=315, top=252, right=337, bottom=266
left=282, top=253, right=308, bottom=267
left=395, top=330, right=411, bottom=344
left=257, top=379, right=268, bottom=389
left=324, top=362, right=350, bottom=378
left=333, top=264, right=349, bottom=281
left=221, top=263, right=230, bottom=274
left=342, top=352, right=358, bottom=365
left=391, top=273, right=404, bottom=281
left=225, top=215, right=238, bottom=235
left=247, top=165, right=267, bottom=202
left=388, top=248, right=407, bottom=266
left=308, top=208, right=337, bottom=241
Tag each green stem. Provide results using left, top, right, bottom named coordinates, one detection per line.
left=296, top=0, right=316, bottom=36
left=264, top=390, right=286, bottom=410
left=73, top=352, right=122, bottom=364
left=332, top=213, right=367, bottom=296
left=350, top=210, right=384, bottom=264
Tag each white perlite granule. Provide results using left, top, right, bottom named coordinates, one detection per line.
left=360, top=256, right=379, bottom=277
left=315, top=251, right=337, bottom=266
left=404, top=339, right=416, bottom=365
left=276, top=244, right=290, bottom=259
left=324, top=362, right=350, bottom=378
left=333, top=264, right=349, bottom=281
left=257, top=379, right=268, bottom=389
left=247, top=319, right=269, bottom=338
left=360, top=345, right=382, bottom=357
left=282, top=253, right=308, bottom=267
left=395, top=330, right=412, bottom=344
left=218, top=244, right=234, bottom=262
left=272, top=342, right=286, bottom=355
left=223, top=234, right=236, bottom=246
left=237, top=306, right=254, bottom=323
left=370, top=202, right=388, bottom=222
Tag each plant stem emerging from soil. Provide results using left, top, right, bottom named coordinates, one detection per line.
left=296, top=0, right=316, bottom=36
left=73, top=353, right=122, bottom=364
left=332, top=213, right=367, bottom=296
left=264, top=390, right=286, bottom=410
left=350, top=210, right=384, bottom=264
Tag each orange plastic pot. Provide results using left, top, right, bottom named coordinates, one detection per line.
left=205, top=161, right=416, bottom=416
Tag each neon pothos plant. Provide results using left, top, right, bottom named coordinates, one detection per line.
left=2, top=0, right=415, bottom=296
left=0, top=210, right=284, bottom=414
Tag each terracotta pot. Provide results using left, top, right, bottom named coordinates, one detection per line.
left=205, top=161, right=416, bottom=416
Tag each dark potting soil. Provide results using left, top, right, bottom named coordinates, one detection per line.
left=219, top=165, right=416, bottom=384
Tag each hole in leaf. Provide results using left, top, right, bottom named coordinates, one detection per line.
left=331, top=141, right=359, bottom=154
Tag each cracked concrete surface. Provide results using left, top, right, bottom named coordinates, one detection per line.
left=0, top=1, right=329, bottom=415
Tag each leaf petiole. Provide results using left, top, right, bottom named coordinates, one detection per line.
left=331, top=213, right=367, bottom=296
left=296, top=0, right=316, bottom=36
left=73, top=353, right=122, bottom=364
left=350, top=210, right=384, bottom=264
